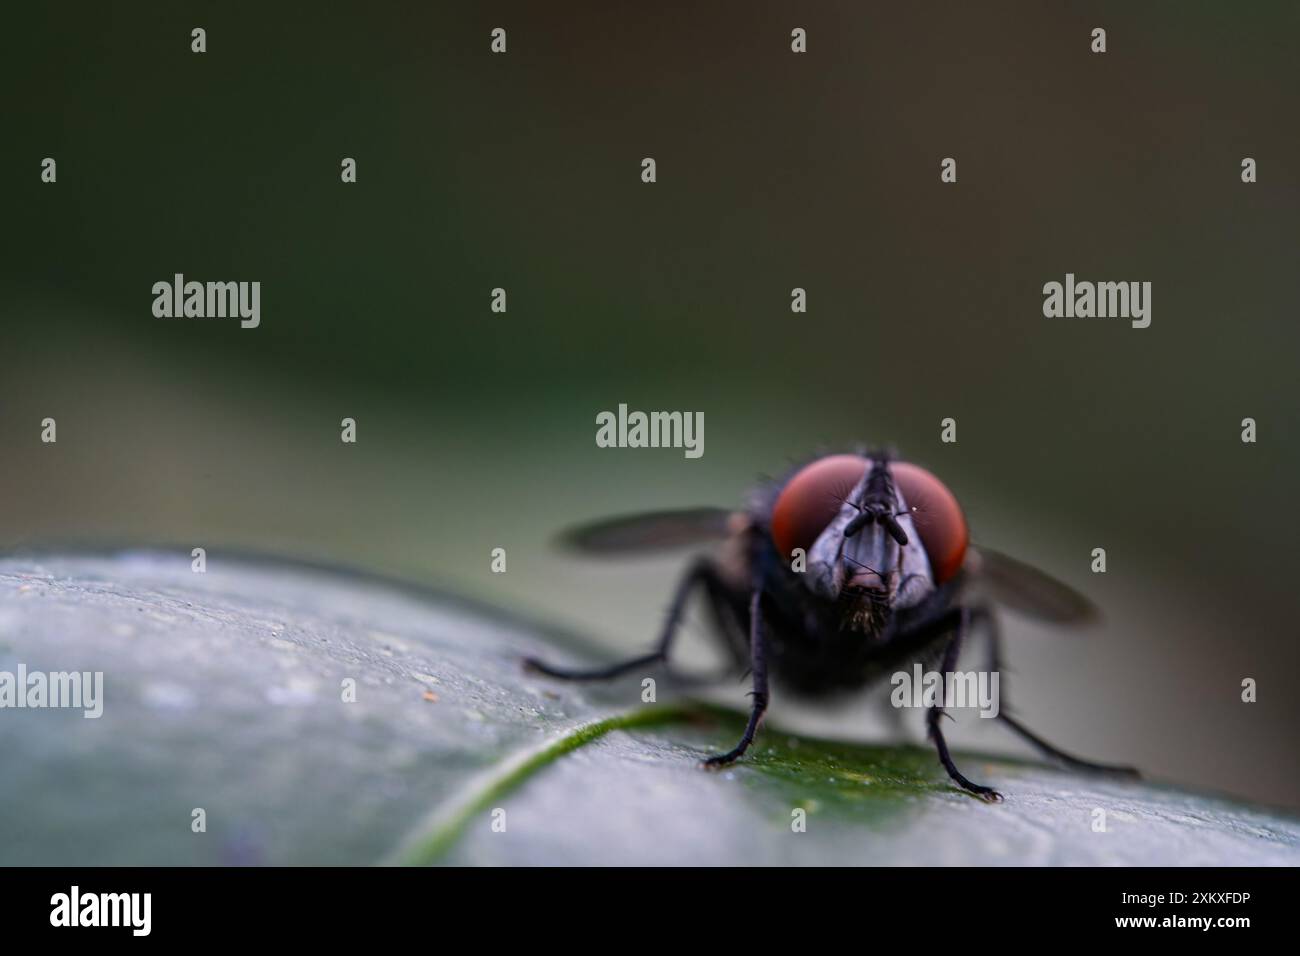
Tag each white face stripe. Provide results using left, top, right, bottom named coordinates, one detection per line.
left=889, top=484, right=937, bottom=608
left=805, top=467, right=936, bottom=608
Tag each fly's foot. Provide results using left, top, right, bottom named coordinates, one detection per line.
left=521, top=650, right=662, bottom=682
left=700, top=747, right=747, bottom=769
left=943, top=769, right=1002, bottom=802
left=967, top=784, right=1004, bottom=803
left=1092, top=763, right=1141, bottom=779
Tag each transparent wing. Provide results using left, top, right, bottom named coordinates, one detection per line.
left=966, top=546, right=1099, bottom=624
left=558, top=507, right=736, bottom=554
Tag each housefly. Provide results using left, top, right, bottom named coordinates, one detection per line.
left=525, top=450, right=1138, bottom=800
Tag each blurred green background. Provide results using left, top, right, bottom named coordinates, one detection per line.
left=3, top=2, right=1297, bottom=809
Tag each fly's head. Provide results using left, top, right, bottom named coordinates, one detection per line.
left=806, top=458, right=934, bottom=627
left=770, top=452, right=970, bottom=634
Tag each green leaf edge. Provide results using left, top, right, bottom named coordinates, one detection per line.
left=385, top=703, right=708, bottom=866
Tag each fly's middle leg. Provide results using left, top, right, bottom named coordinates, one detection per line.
left=523, top=558, right=717, bottom=681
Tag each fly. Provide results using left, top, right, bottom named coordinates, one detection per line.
left=525, top=450, right=1138, bottom=801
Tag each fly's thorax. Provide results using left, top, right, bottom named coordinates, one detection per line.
left=716, top=518, right=760, bottom=593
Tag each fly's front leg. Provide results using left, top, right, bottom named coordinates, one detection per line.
left=524, top=558, right=715, bottom=681
left=925, top=607, right=1003, bottom=802
left=702, top=588, right=768, bottom=767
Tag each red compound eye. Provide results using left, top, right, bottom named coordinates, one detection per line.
left=891, top=461, right=968, bottom=584
left=771, top=455, right=870, bottom=557
left=770, top=455, right=968, bottom=584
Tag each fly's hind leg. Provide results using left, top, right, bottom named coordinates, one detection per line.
left=523, top=557, right=719, bottom=681
left=997, top=712, right=1139, bottom=777
left=975, top=607, right=1139, bottom=777
left=924, top=608, right=1004, bottom=802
